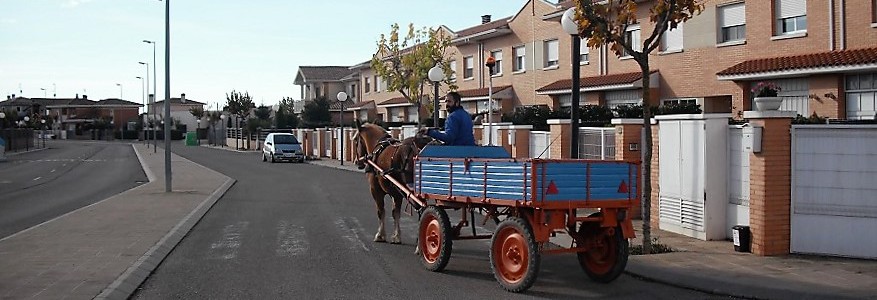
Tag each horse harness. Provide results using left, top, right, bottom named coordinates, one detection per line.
left=357, top=133, right=414, bottom=176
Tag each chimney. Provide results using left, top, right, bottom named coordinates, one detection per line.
left=83, top=95, right=87, bottom=100
left=75, top=93, right=79, bottom=99
left=180, top=93, right=186, bottom=103
left=6, top=95, right=10, bottom=100
left=481, top=15, right=491, bottom=24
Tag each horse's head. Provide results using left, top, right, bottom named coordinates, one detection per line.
left=353, top=123, right=387, bottom=170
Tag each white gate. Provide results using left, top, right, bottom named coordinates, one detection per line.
left=579, top=127, right=615, bottom=160
left=529, top=131, right=551, bottom=159
left=727, top=125, right=750, bottom=237
left=791, top=125, right=877, bottom=258
left=311, top=131, right=319, bottom=157
left=324, top=130, right=332, bottom=157
left=335, top=128, right=342, bottom=160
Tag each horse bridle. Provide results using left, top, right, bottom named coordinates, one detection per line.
left=354, top=132, right=395, bottom=170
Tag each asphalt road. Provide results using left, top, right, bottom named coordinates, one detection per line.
left=133, top=144, right=734, bottom=299
left=0, top=140, right=148, bottom=239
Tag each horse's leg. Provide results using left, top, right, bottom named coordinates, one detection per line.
left=369, top=176, right=387, bottom=243
left=390, top=193, right=403, bottom=244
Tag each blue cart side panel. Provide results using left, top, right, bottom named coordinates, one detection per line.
left=415, top=160, right=530, bottom=201
left=418, top=145, right=511, bottom=159
left=534, top=161, right=638, bottom=202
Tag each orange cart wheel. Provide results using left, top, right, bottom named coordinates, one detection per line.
left=489, top=217, right=540, bottom=293
left=577, top=213, right=629, bottom=283
left=418, top=206, right=452, bottom=272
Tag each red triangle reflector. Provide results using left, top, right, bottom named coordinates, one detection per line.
left=546, top=180, right=559, bottom=195
left=618, top=180, right=628, bottom=193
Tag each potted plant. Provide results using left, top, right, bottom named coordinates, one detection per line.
left=751, top=82, right=783, bottom=111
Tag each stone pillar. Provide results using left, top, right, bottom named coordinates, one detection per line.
left=507, top=125, right=532, bottom=159
left=649, top=122, right=660, bottom=229
left=547, top=119, right=570, bottom=159
left=316, top=128, right=327, bottom=158
left=344, top=128, right=354, bottom=162
left=744, top=111, right=795, bottom=256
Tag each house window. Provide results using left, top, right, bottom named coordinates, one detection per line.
left=449, top=60, right=457, bottom=80
left=350, top=84, right=357, bottom=98
left=315, top=86, right=321, bottom=98
left=464, top=56, right=474, bottom=79
left=364, top=77, right=370, bottom=93
left=718, top=2, right=746, bottom=43
left=358, top=111, right=368, bottom=122
left=579, top=38, right=589, bottom=63
left=388, top=107, right=404, bottom=122
left=374, top=76, right=380, bottom=92
left=662, top=98, right=698, bottom=106
left=512, top=45, right=525, bottom=72
left=558, top=93, right=587, bottom=108
left=406, top=106, right=418, bottom=122
left=660, top=23, right=684, bottom=52
left=544, top=39, right=559, bottom=68
left=489, top=50, right=502, bottom=76
left=845, top=73, right=877, bottom=120
left=776, top=0, right=807, bottom=35
left=622, top=25, right=642, bottom=57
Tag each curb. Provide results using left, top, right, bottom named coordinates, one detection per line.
left=3, top=147, right=49, bottom=156
left=306, top=160, right=365, bottom=173
left=94, top=177, right=236, bottom=300
left=132, top=144, right=156, bottom=182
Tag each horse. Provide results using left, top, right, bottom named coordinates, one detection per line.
left=353, top=123, right=432, bottom=244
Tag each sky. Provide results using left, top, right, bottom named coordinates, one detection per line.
left=1, top=0, right=526, bottom=110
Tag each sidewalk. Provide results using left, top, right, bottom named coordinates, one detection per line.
left=0, top=144, right=234, bottom=300
left=308, top=158, right=877, bottom=300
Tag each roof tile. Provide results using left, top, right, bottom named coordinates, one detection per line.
left=717, top=47, right=877, bottom=76
left=536, top=71, right=652, bottom=92
left=454, top=17, right=512, bottom=38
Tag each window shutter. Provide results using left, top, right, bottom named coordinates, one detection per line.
left=776, top=0, right=806, bottom=18
left=546, top=40, right=559, bottom=64
left=663, top=23, right=684, bottom=51
left=719, top=3, right=746, bottom=27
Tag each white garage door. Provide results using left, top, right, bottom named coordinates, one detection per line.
left=529, top=131, right=550, bottom=158
left=791, top=125, right=877, bottom=258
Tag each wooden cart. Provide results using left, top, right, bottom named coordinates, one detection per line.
left=367, top=145, right=639, bottom=292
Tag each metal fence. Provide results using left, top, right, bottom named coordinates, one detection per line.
left=1, top=129, right=36, bottom=152
left=578, top=127, right=615, bottom=160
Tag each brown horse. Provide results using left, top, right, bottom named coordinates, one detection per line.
left=353, top=123, right=431, bottom=244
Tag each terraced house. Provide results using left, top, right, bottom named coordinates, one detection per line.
left=297, top=0, right=876, bottom=124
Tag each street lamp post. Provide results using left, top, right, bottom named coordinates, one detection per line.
left=23, top=116, right=30, bottom=151
left=41, top=119, right=46, bottom=148
left=197, top=119, right=201, bottom=145
left=485, top=56, right=496, bottom=146
left=115, top=83, right=123, bottom=99
left=562, top=8, right=582, bottom=159
left=219, top=114, right=226, bottom=147
left=0, top=112, right=5, bottom=129
left=40, top=88, right=47, bottom=98
left=161, top=0, right=172, bottom=192
left=428, top=63, right=444, bottom=128
left=337, top=91, right=348, bottom=165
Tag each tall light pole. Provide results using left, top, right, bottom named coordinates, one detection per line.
left=428, top=63, right=444, bottom=128
left=136, top=76, right=144, bottom=144
left=562, top=8, right=581, bottom=159
left=485, top=56, right=496, bottom=146
left=115, top=83, right=123, bottom=99
left=162, top=0, right=172, bottom=192
left=337, top=91, right=348, bottom=165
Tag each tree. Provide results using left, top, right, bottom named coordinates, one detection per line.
left=371, top=23, right=456, bottom=126
left=276, top=97, right=299, bottom=129
left=572, top=0, right=704, bottom=254
left=226, top=90, right=254, bottom=149
left=189, top=107, right=205, bottom=129
left=301, top=96, right=331, bottom=128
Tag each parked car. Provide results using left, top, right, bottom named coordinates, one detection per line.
left=262, top=133, right=305, bottom=163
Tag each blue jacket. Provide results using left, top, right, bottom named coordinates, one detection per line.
left=428, top=106, right=476, bottom=146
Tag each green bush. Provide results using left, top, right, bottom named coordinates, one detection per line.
left=612, top=103, right=702, bottom=118
left=792, top=112, right=828, bottom=124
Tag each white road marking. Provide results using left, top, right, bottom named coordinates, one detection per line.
left=32, top=177, right=41, bottom=181
left=50, top=169, right=56, bottom=173
left=276, top=221, right=309, bottom=257
left=335, top=218, right=370, bottom=252
left=208, top=221, right=249, bottom=260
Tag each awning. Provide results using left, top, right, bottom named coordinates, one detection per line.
left=717, top=47, right=877, bottom=81
left=536, top=71, right=659, bottom=95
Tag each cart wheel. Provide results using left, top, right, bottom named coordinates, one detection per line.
left=262, top=153, right=267, bottom=162
left=269, top=154, right=275, bottom=163
left=418, top=206, right=453, bottom=272
left=490, top=217, right=540, bottom=293
left=577, top=213, right=628, bottom=283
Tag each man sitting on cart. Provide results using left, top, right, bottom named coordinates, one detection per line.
left=421, top=91, right=476, bottom=146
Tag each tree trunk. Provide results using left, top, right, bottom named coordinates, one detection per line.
left=639, top=62, right=653, bottom=255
